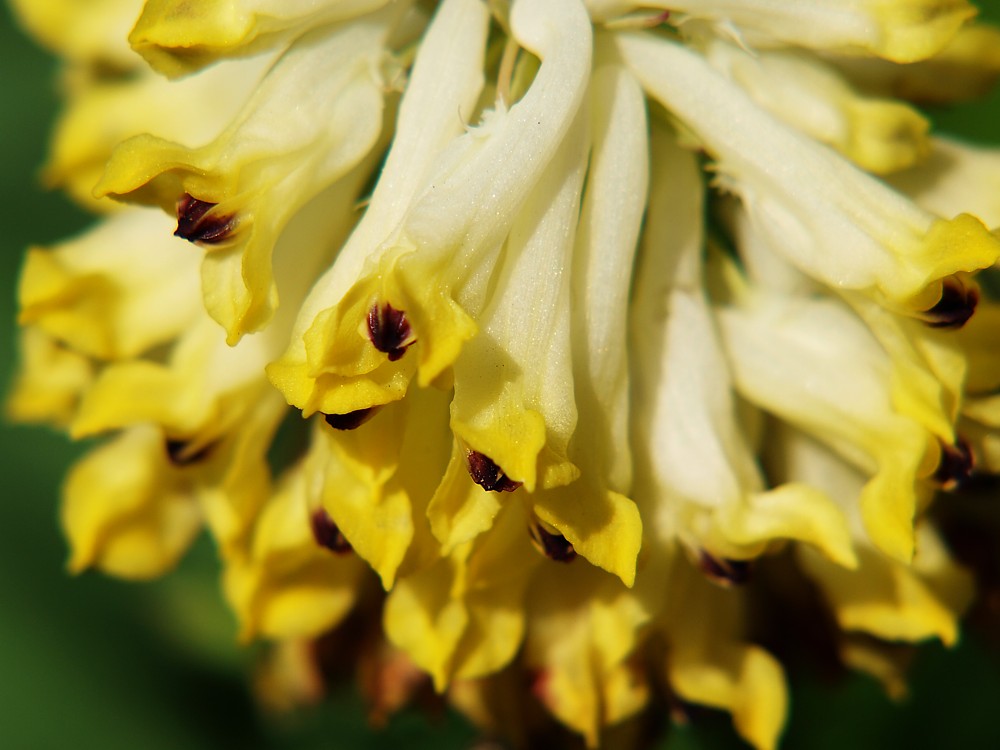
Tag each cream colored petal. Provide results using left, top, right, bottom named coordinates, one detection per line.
left=717, top=286, right=931, bottom=562
left=615, top=0, right=974, bottom=62
left=47, top=59, right=268, bottom=212
left=831, top=23, right=1000, bottom=104
left=276, top=0, right=593, bottom=416
left=449, top=102, right=588, bottom=494
left=704, top=39, right=929, bottom=174
left=520, top=44, right=646, bottom=587
left=268, top=0, right=491, bottom=415
left=10, top=0, right=143, bottom=67
left=617, top=31, right=1000, bottom=317
left=887, top=136, right=1000, bottom=229
left=129, top=0, right=395, bottom=77
left=97, top=15, right=395, bottom=341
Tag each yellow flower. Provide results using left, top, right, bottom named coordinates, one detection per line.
left=9, top=0, right=1000, bottom=748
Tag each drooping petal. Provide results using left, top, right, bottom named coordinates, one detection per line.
left=314, top=385, right=452, bottom=589
left=524, top=562, right=650, bottom=747
left=773, top=422, right=974, bottom=646
left=661, top=555, right=788, bottom=750
left=617, top=31, right=1000, bottom=318
left=610, top=0, right=975, bottom=63
left=18, top=209, right=201, bottom=360
left=46, top=58, right=268, bottom=211
left=6, top=328, right=94, bottom=427
left=9, top=0, right=143, bottom=67
left=831, top=22, right=1000, bottom=104
left=61, top=426, right=202, bottom=579
left=384, top=500, right=540, bottom=690
left=887, top=136, right=1000, bottom=228
left=703, top=38, right=930, bottom=174
left=526, top=43, right=646, bottom=586
left=632, top=127, right=853, bottom=568
left=128, top=0, right=397, bottom=77
left=223, top=456, right=369, bottom=641
left=97, top=13, right=397, bottom=340
left=268, top=0, right=492, bottom=416
left=717, top=278, right=932, bottom=562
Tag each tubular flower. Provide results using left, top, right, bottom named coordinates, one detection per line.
left=10, top=0, right=1000, bottom=748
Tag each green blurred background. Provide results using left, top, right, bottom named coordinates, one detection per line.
left=2, top=3, right=1000, bottom=749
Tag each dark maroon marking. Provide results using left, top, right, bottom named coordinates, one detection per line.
left=367, top=303, right=414, bottom=361
left=922, top=277, right=979, bottom=330
left=698, top=551, right=751, bottom=587
left=933, top=438, right=974, bottom=491
left=466, top=450, right=522, bottom=493
left=310, top=508, right=353, bottom=555
left=164, top=438, right=213, bottom=466
left=174, top=193, right=237, bottom=244
left=323, top=407, right=379, bottom=431
left=529, top=522, right=576, bottom=563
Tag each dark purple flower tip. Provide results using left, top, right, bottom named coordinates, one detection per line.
left=164, top=438, right=214, bottom=466
left=323, top=407, right=380, bottom=431
left=466, top=450, right=522, bottom=493
left=310, top=508, right=353, bottom=555
left=933, top=438, right=974, bottom=491
left=698, top=550, right=751, bottom=587
left=174, top=193, right=237, bottom=245
left=921, top=276, right=979, bottom=330
left=529, top=521, right=576, bottom=563
left=367, top=303, right=415, bottom=361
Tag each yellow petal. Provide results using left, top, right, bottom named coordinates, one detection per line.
left=385, top=501, right=539, bottom=690
left=224, top=459, right=368, bottom=641
left=525, top=561, right=651, bottom=746
left=662, top=557, right=787, bottom=750
left=317, top=386, right=452, bottom=588
left=10, top=0, right=142, bottom=66
left=635, top=0, right=974, bottom=63
left=798, top=522, right=974, bottom=646
left=97, top=17, right=393, bottom=340
left=618, top=32, right=1000, bottom=315
left=129, top=0, right=394, bottom=77
left=5, top=328, right=93, bottom=427
left=18, top=209, right=201, bottom=360
left=704, top=40, right=929, bottom=174
left=62, top=427, right=202, bottom=580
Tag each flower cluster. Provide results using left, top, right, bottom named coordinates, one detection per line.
left=10, top=0, right=1000, bottom=747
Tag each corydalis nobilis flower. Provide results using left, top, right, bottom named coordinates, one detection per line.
left=9, top=0, right=1000, bottom=746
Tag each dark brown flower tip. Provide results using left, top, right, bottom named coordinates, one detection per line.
left=920, top=276, right=979, bottom=330
left=698, top=551, right=751, bottom=587
left=323, top=407, right=379, bottom=431
left=529, top=521, right=576, bottom=563
left=367, top=303, right=415, bottom=361
left=466, top=450, right=522, bottom=493
left=164, top=438, right=213, bottom=466
left=174, top=193, right=237, bottom=245
left=933, top=438, right=974, bottom=491
left=310, top=508, right=352, bottom=555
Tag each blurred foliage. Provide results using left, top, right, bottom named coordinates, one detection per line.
left=2, top=3, right=1000, bottom=749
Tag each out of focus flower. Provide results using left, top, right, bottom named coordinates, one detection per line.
left=9, top=0, right=1000, bottom=747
